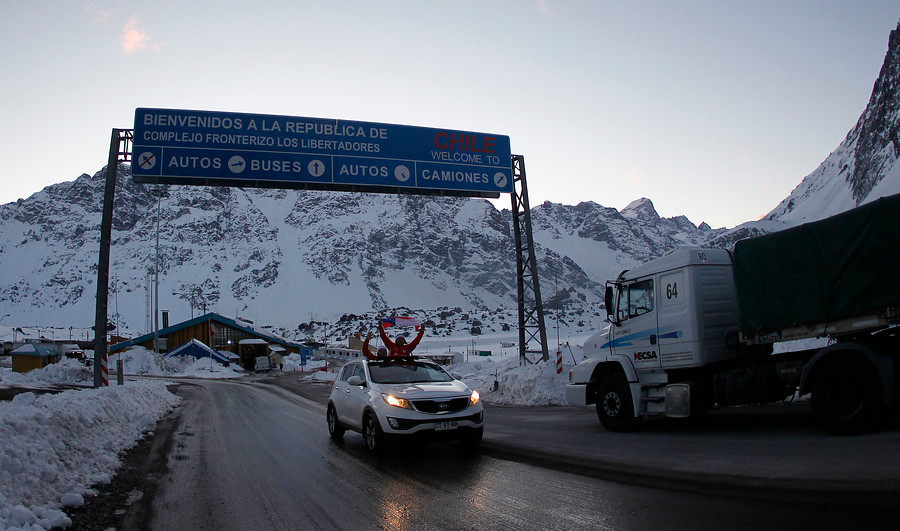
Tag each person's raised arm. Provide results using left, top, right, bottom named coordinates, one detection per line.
left=363, top=332, right=377, bottom=360
left=407, top=323, right=425, bottom=350
left=378, top=320, right=394, bottom=350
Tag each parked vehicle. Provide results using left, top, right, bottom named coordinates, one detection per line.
left=327, top=357, right=484, bottom=453
left=567, top=194, right=900, bottom=435
left=254, top=355, right=271, bottom=372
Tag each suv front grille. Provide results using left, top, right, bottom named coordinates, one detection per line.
left=411, top=397, right=469, bottom=413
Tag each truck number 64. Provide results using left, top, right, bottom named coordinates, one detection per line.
left=666, top=283, right=678, bottom=300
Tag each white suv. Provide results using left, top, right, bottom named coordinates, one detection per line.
left=327, top=357, right=484, bottom=453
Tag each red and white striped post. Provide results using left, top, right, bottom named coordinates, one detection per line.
left=556, top=350, right=563, bottom=374
left=100, top=355, right=109, bottom=387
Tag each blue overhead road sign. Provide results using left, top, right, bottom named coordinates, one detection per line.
left=131, top=108, right=513, bottom=197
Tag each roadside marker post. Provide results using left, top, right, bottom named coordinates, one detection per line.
left=101, top=355, right=109, bottom=387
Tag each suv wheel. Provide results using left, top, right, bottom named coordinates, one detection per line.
left=363, top=412, right=385, bottom=454
left=327, top=404, right=344, bottom=440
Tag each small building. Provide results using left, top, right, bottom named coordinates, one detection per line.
left=110, top=312, right=300, bottom=371
left=11, top=342, right=61, bottom=373
left=269, top=344, right=286, bottom=368
left=166, top=339, right=230, bottom=364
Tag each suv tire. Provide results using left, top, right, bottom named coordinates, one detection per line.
left=327, top=404, right=345, bottom=440
left=363, top=412, right=386, bottom=454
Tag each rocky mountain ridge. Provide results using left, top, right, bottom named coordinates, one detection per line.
left=765, top=19, right=900, bottom=221
left=0, top=165, right=714, bottom=337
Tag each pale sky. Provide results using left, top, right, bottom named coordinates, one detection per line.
left=2, top=1, right=899, bottom=228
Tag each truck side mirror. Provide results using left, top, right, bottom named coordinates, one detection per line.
left=605, top=286, right=617, bottom=325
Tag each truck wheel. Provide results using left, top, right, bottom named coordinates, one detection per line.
left=595, top=373, right=641, bottom=432
left=811, top=355, right=882, bottom=435
left=327, top=404, right=345, bottom=440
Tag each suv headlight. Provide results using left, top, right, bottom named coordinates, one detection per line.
left=383, top=394, right=412, bottom=409
left=469, top=390, right=481, bottom=406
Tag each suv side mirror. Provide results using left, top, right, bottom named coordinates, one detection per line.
left=347, top=375, right=365, bottom=387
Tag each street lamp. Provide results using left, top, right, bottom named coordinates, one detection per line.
left=149, top=186, right=169, bottom=356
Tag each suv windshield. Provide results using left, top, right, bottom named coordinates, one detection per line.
left=368, top=361, right=453, bottom=384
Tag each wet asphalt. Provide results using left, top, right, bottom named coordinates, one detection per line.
left=264, top=371, right=900, bottom=507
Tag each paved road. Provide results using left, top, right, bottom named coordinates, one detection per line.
left=146, top=377, right=898, bottom=529
left=264, top=371, right=900, bottom=507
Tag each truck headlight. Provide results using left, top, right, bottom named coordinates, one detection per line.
left=383, top=394, right=412, bottom=409
left=469, top=390, right=481, bottom=406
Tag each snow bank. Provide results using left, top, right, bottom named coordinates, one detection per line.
left=181, top=358, right=242, bottom=379
left=0, top=380, right=180, bottom=530
left=0, top=358, right=92, bottom=389
left=453, top=353, right=579, bottom=406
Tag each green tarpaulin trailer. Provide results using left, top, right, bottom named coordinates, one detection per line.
left=734, top=193, right=900, bottom=333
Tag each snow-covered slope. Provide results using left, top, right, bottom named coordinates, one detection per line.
left=0, top=166, right=712, bottom=336
left=766, top=20, right=900, bottom=222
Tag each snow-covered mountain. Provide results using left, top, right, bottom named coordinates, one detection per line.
left=765, top=20, right=900, bottom=222
left=0, top=167, right=711, bottom=336
left=2, top=19, right=899, bottom=340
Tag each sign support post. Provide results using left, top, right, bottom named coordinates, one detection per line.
left=93, top=108, right=548, bottom=379
left=93, top=129, right=131, bottom=387
left=511, top=155, right=549, bottom=364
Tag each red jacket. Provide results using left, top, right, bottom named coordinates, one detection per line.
left=362, top=334, right=378, bottom=360
left=379, top=321, right=425, bottom=357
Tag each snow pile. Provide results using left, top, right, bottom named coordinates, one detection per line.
left=453, top=353, right=580, bottom=406
left=180, top=357, right=242, bottom=379
left=0, top=380, right=180, bottom=530
left=107, top=346, right=243, bottom=378
left=283, top=353, right=323, bottom=372
left=309, top=370, right=337, bottom=383
left=0, top=358, right=92, bottom=388
left=110, top=347, right=170, bottom=376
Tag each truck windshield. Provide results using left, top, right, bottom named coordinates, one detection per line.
left=368, top=361, right=453, bottom=384
left=618, top=279, right=654, bottom=321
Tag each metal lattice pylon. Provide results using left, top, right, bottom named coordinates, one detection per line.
left=511, top=155, right=549, bottom=364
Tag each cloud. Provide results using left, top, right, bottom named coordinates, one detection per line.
left=85, top=3, right=116, bottom=23
left=120, top=15, right=162, bottom=54
left=628, top=167, right=644, bottom=188
left=537, top=0, right=551, bottom=14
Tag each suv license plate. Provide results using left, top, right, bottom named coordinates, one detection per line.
left=434, top=421, right=458, bottom=431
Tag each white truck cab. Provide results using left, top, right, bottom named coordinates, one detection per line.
left=566, top=248, right=741, bottom=430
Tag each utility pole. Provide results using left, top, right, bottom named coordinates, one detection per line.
left=93, top=129, right=132, bottom=388
left=149, top=186, right=168, bottom=359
